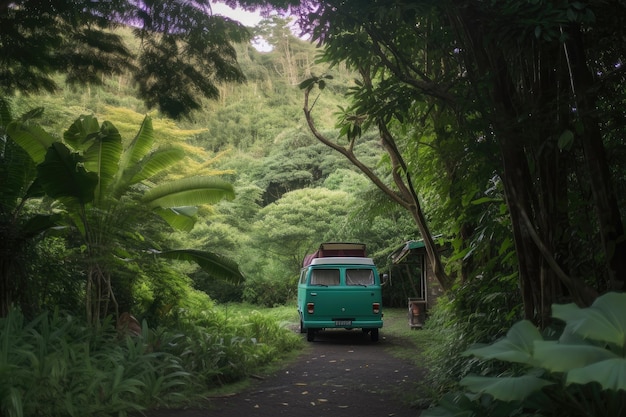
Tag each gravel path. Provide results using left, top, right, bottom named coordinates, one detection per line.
left=147, top=325, right=426, bottom=417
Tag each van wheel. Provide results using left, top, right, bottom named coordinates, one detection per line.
left=307, top=328, right=315, bottom=342
left=371, top=328, right=379, bottom=342
left=299, top=318, right=306, bottom=334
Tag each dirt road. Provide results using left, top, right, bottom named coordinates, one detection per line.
left=148, top=327, right=425, bottom=417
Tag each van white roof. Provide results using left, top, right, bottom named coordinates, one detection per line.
left=310, top=257, right=375, bottom=266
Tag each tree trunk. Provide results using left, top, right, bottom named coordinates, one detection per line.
left=566, top=28, right=626, bottom=291
left=302, top=83, right=454, bottom=291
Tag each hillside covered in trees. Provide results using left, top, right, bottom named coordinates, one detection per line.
left=2, top=18, right=420, bottom=316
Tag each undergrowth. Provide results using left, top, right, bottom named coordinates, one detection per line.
left=0, top=305, right=302, bottom=417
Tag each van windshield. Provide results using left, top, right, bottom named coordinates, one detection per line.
left=346, top=269, right=374, bottom=286
left=311, top=269, right=340, bottom=286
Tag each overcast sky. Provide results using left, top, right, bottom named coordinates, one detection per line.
left=211, top=2, right=264, bottom=27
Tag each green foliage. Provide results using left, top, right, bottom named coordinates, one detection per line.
left=423, top=292, right=626, bottom=417
left=0, top=305, right=302, bottom=417
left=0, top=309, right=191, bottom=417
left=25, top=236, right=84, bottom=315
left=0, top=99, right=64, bottom=316
left=1, top=2, right=251, bottom=119
left=157, top=305, right=302, bottom=386
left=419, top=275, right=523, bottom=399
left=4, top=105, right=243, bottom=322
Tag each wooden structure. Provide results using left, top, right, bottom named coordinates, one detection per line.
left=389, top=240, right=444, bottom=328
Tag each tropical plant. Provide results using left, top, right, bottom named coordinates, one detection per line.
left=6, top=111, right=243, bottom=323
left=0, top=97, right=63, bottom=316
left=423, top=292, right=626, bottom=417
left=161, top=306, right=301, bottom=386
left=0, top=309, right=193, bottom=417
left=0, top=305, right=301, bottom=417
left=0, top=1, right=250, bottom=119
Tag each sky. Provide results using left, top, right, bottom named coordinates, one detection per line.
left=211, top=2, right=264, bottom=27
left=210, top=2, right=271, bottom=50
left=209, top=2, right=306, bottom=52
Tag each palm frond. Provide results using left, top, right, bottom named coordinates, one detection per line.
left=6, top=121, right=56, bottom=164
left=118, top=115, right=155, bottom=175
left=129, top=146, right=186, bottom=185
left=142, top=176, right=234, bottom=208
left=37, top=142, right=98, bottom=205
left=63, top=115, right=101, bottom=151
left=152, top=206, right=198, bottom=232
left=83, top=121, right=123, bottom=203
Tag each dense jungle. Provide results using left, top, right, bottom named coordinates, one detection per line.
left=1, top=1, right=626, bottom=416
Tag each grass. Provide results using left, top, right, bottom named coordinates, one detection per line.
left=382, top=308, right=440, bottom=363
left=380, top=308, right=445, bottom=408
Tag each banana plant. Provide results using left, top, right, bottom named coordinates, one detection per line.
left=7, top=112, right=243, bottom=325
left=423, top=292, right=626, bottom=417
left=0, top=98, right=63, bottom=317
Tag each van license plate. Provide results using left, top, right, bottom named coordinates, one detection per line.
left=335, top=320, right=352, bottom=326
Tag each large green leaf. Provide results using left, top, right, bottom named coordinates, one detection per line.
left=460, top=375, right=553, bottom=402
left=152, top=207, right=198, bottom=232
left=21, top=214, right=61, bottom=238
left=121, top=146, right=185, bottom=190
left=63, top=114, right=100, bottom=151
left=118, top=115, right=155, bottom=172
left=552, top=292, right=626, bottom=347
left=142, top=177, right=235, bottom=208
left=154, top=249, right=244, bottom=283
left=567, top=358, right=626, bottom=390
left=37, top=142, right=98, bottom=205
left=83, top=121, right=123, bottom=202
left=113, top=115, right=157, bottom=197
left=6, top=121, right=56, bottom=164
left=464, top=320, right=542, bottom=366
left=534, top=341, right=619, bottom=372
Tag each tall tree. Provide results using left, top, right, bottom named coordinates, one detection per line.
left=289, top=0, right=626, bottom=324
left=301, top=75, right=454, bottom=291
left=0, top=0, right=250, bottom=119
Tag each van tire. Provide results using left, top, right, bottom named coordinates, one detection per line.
left=307, top=328, right=315, bottom=342
left=299, top=317, right=306, bottom=334
left=371, top=328, right=379, bottom=342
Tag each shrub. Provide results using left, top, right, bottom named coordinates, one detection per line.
left=0, top=309, right=191, bottom=417
left=421, top=275, right=522, bottom=398
left=0, top=306, right=302, bottom=417
left=160, top=306, right=301, bottom=386
left=423, top=292, right=626, bottom=417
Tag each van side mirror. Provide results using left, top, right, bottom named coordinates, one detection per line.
left=382, top=273, right=389, bottom=286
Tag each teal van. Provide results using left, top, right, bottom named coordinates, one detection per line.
left=297, top=243, right=384, bottom=342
